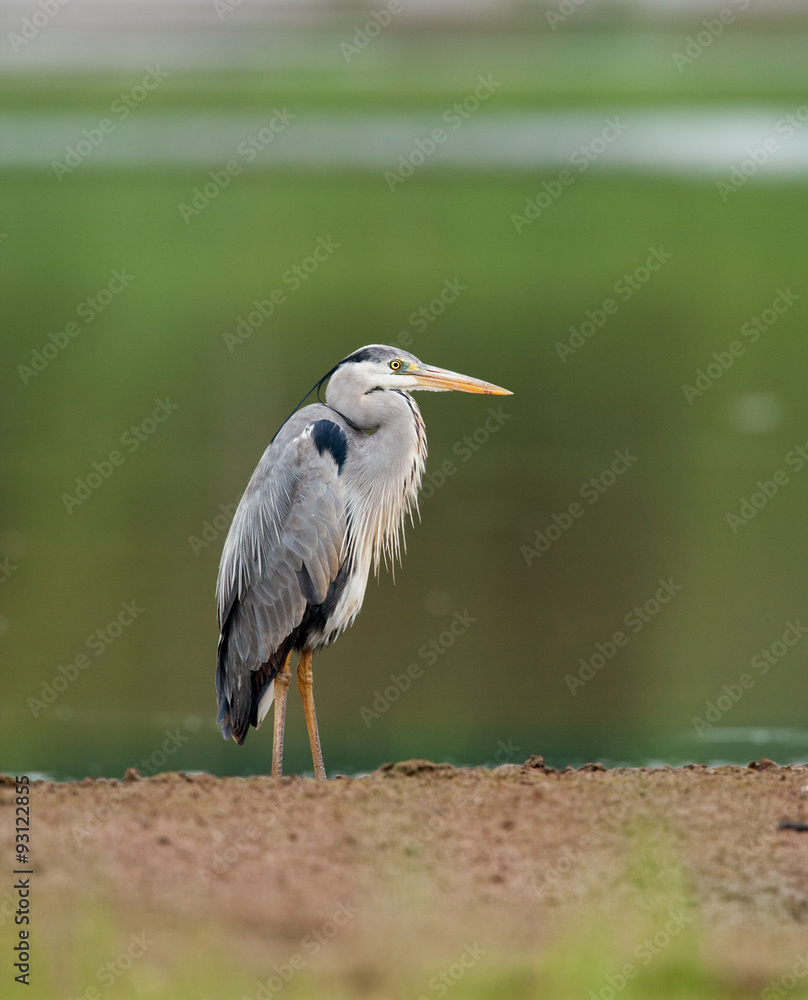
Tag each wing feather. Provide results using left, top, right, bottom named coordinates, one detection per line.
left=215, top=414, right=349, bottom=743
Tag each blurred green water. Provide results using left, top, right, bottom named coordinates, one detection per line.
left=2, top=29, right=808, bottom=778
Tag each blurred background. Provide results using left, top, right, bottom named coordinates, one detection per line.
left=2, top=0, right=808, bottom=779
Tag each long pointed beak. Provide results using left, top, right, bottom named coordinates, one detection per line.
left=412, top=364, right=512, bottom=395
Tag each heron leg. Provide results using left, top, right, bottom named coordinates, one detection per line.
left=297, top=648, right=327, bottom=780
left=271, top=652, right=293, bottom=778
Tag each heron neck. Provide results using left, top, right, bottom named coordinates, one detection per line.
left=325, top=382, right=411, bottom=432
left=323, top=405, right=362, bottom=432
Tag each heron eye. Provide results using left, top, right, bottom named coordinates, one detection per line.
left=389, top=359, right=402, bottom=370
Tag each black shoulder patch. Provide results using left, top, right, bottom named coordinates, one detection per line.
left=310, top=419, right=348, bottom=473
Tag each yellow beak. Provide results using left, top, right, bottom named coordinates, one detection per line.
left=412, top=364, right=512, bottom=395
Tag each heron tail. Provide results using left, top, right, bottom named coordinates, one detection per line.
left=216, top=613, right=293, bottom=745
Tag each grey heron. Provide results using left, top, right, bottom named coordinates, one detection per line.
left=216, top=345, right=511, bottom=779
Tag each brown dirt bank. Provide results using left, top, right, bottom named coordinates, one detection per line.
left=5, top=757, right=808, bottom=994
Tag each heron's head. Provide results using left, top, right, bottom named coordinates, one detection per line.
left=331, top=345, right=512, bottom=396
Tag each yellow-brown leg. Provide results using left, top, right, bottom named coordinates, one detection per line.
left=297, top=648, right=327, bottom=780
left=271, top=652, right=293, bottom=778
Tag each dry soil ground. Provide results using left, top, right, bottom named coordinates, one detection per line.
left=4, top=758, right=808, bottom=998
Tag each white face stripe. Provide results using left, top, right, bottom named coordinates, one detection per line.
left=343, top=359, right=419, bottom=392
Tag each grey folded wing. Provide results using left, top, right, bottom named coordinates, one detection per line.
left=215, top=417, right=348, bottom=742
